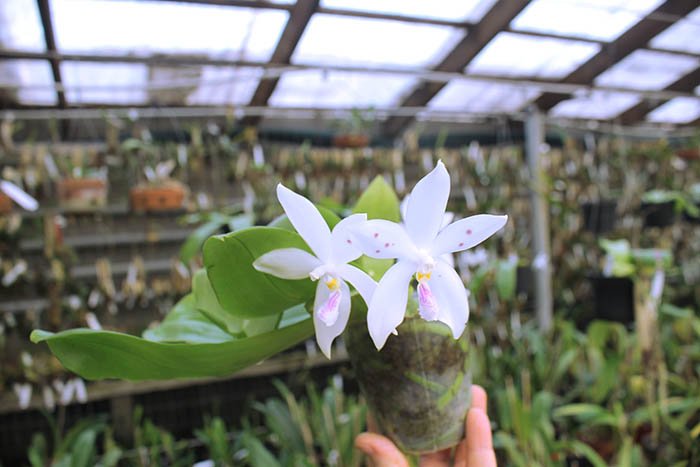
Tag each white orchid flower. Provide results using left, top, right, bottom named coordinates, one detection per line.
left=254, top=184, right=376, bottom=358
left=400, top=194, right=455, bottom=267
left=350, top=161, right=507, bottom=349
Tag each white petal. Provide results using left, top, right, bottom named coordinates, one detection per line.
left=348, top=219, right=418, bottom=261
left=400, top=195, right=409, bottom=221
left=441, top=211, right=455, bottom=229
left=314, top=280, right=351, bottom=358
left=330, top=213, right=367, bottom=264
left=337, top=263, right=376, bottom=305
left=430, top=260, right=469, bottom=338
left=404, top=161, right=450, bottom=248
left=440, top=253, right=455, bottom=268
left=367, top=260, right=416, bottom=350
left=0, top=181, right=39, bottom=211
left=277, top=184, right=332, bottom=261
left=432, top=214, right=508, bottom=256
left=253, top=248, right=321, bottom=279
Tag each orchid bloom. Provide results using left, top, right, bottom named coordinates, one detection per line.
left=350, top=161, right=507, bottom=349
left=254, top=184, right=376, bottom=358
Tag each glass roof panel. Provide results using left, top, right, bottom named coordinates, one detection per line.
left=549, top=91, right=640, bottom=119
left=428, top=79, right=540, bottom=113
left=511, top=0, right=664, bottom=42
left=0, top=0, right=46, bottom=51
left=292, top=14, right=465, bottom=68
left=187, top=67, right=263, bottom=105
left=269, top=70, right=417, bottom=108
left=650, top=6, right=700, bottom=54
left=594, top=49, right=699, bottom=91
left=467, top=32, right=600, bottom=79
left=320, top=0, right=498, bottom=22
left=51, top=0, right=288, bottom=61
left=61, top=62, right=148, bottom=104
left=0, top=60, right=56, bottom=105
left=646, top=97, right=700, bottom=124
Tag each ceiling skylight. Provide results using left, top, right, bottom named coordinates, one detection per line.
left=269, top=70, right=417, bottom=108
left=51, top=0, right=288, bottom=61
left=511, top=0, right=664, bottom=42
left=320, top=0, right=498, bottom=22
left=0, top=60, right=56, bottom=105
left=292, top=14, right=465, bottom=68
left=467, top=32, right=600, bottom=79
left=549, top=91, right=640, bottom=120
left=649, top=6, right=700, bottom=54
left=0, top=0, right=46, bottom=51
left=595, top=50, right=699, bottom=91
left=428, top=79, right=540, bottom=113
left=61, top=62, right=148, bottom=104
left=646, top=97, right=700, bottom=124
left=187, top=67, right=263, bottom=106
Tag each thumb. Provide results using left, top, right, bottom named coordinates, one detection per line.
left=355, top=432, right=410, bottom=467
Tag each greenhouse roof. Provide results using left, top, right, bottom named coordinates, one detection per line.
left=0, top=0, right=699, bottom=134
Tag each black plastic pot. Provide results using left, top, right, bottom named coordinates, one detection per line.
left=581, top=200, right=617, bottom=234
left=640, top=201, right=677, bottom=228
left=590, top=276, right=635, bottom=324
left=516, top=266, right=533, bottom=297
left=346, top=317, right=472, bottom=454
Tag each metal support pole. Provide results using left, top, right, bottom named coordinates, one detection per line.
left=525, top=106, right=553, bottom=331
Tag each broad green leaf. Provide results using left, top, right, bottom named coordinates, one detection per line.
left=352, top=175, right=400, bottom=222
left=193, top=269, right=244, bottom=335
left=142, top=294, right=234, bottom=344
left=203, top=227, right=316, bottom=318
left=180, top=213, right=254, bottom=264
left=268, top=205, right=341, bottom=231
left=30, top=317, right=314, bottom=380
left=495, top=258, right=517, bottom=301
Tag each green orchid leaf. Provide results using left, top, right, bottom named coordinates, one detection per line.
left=495, top=258, right=517, bottom=301
left=203, top=227, right=316, bottom=318
left=631, top=248, right=672, bottom=269
left=268, top=205, right=341, bottom=231
left=30, top=317, right=315, bottom=381
left=143, top=294, right=234, bottom=344
left=193, top=268, right=245, bottom=335
left=180, top=213, right=254, bottom=264
left=352, top=175, right=401, bottom=222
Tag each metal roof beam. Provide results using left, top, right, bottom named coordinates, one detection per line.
left=533, top=0, right=698, bottom=112
left=380, top=0, right=530, bottom=138
left=36, top=0, right=65, bottom=108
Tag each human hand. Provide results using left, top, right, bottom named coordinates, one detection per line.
left=355, top=385, right=497, bottom=467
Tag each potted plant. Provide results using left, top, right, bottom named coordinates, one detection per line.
left=56, top=160, right=108, bottom=212
left=675, top=133, right=700, bottom=161
left=332, top=108, right=374, bottom=148
left=581, top=200, right=617, bottom=234
left=31, top=161, right=508, bottom=455
left=639, top=190, right=681, bottom=227
left=130, top=160, right=189, bottom=213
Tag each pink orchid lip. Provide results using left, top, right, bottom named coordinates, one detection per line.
left=318, top=289, right=342, bottom=326
left=417, top=276, right=439, bottom=321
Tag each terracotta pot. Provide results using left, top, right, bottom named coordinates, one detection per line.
left=332, top=134, right=369, bottom=148
left=346, top=316, right=472, bottom=454
left=0, top=192, right=12, bottom=214
left=130, top=182, right=187, bottom=213
left=676, top=148, right=700, bottom=161
left=57, top=178, right=108, bottom=211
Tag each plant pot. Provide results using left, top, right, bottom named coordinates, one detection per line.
left=57, top=177, right=108, bottom=212
left=0, top=193, right=12, bottom=214
left=346, top=317, right=472, bottom=454
left=581, top=200, right=617, bottom=234
left=130, top=181, right=188, bottom=213
left=590, top=276, right=634, bottom=324
left=676, top=147, right=700, bottom=161
left=640, top=201, right=676, bottom=228
left=332, top=134, right=369, bottom=148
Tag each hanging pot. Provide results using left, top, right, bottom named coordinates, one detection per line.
left=590, top=276, right=635, bottom=324
left=130, top=181, right=188, bottom=213
left=346, top=316, right=472, bottom=454
left=581, top=200, right=617, bottom=234
left=640, top=201, right=676, bottom=228
left=332, top=134, right=369, bottom=149
left=57, top=177, right=108, bottom=211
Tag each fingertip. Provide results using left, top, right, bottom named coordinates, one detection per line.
left=471, top=385, right=488, bottom=412
left=355, top=432, right=409, bottom=467
left=466, top=408, right=493, bottom=451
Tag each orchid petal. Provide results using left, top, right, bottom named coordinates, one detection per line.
left=349, top=219, right=418, bottom=261
left=441, top=211, right=455, bottom=229
left=0, top=180, right=39, bottom=211
left=337, top=263, right=376, bottom=304
left=314, top=279, right=351, bottom=358
left=440, top=253, right=455, bottom=268
left=367, top=260, right=416, bottom=350
left=432, top=214, right=507, bottom=256
left=404, top=161, right=450, bottom=248
left=430, top=260, right=469, bottom=338
left=253, top=248, right=321, bottom=279
left=330, top=213, right=367, bottom=264
left=277, top=184, right=332, bottom=261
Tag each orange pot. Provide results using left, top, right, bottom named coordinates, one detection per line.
left=333, top=134, right=369, bottom=148
left=130, top=182, right=187, bottom=213
left=0, top=192, right=12, bottom=214
left=57, top=178, right=108, bottom=211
